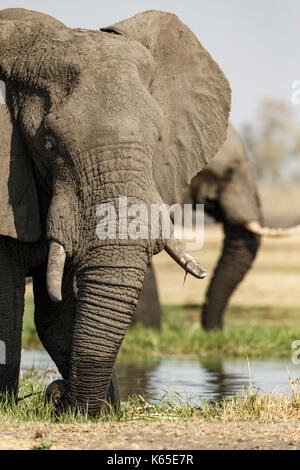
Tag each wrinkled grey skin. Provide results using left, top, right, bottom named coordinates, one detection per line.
left=136, top=125, right=261, bottom=330
left=0, top=9, right=230, bottom=414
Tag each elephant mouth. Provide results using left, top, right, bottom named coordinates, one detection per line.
left=46, top=235, right=207, bottom=303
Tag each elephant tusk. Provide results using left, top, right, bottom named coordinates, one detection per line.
left=47, top=241, right=66, bottom=302
left=164, top=236, right=207, bottom=279
left=245, top=220, right=300, bottom=238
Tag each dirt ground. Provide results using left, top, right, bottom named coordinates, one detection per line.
left=0, top=420, right=300, bottom=450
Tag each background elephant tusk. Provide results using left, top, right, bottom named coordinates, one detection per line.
left=47, top=241, right=66, bottom=302
left=245, top=220, right=300, bottom=238
left=164, top=236, right=207, bottom=279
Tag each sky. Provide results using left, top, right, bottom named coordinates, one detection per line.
left=1, top=0, right=299, bottom=131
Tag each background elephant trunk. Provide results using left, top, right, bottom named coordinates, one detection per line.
left=202, top=222, right=260, bottom=331
left=65, top=244, right=148, bottom=415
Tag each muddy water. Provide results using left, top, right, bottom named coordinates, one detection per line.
left=20, top=351, right=300, bottom=404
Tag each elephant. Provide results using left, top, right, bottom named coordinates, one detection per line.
left=0, top=9, right=231, bottom=415
left=135, top=124, right=300, bottom=330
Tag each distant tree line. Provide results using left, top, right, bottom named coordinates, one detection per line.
left=241, top=99, right=300, bottom=183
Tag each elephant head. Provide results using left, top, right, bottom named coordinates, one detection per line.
left=0, top=8, right=230, bottom=414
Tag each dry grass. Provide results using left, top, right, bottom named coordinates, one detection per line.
left=1, top=372, right=300, bottom=449
left=1, top=369, right=300, bottom=425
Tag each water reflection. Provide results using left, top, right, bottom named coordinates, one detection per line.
left=197, top=357, right=250, bottom=402
left=119, top=356, right=252, bottom=404
left=116, top=355, right=161, bottom=401
left=20, top=351, right=300, bottom=405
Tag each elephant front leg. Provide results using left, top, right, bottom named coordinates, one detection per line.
left=134, top=262, right=161, bottom=330
left=45, top=366, right=120, bottom=414
left=32, top=261, right=76, bottom=381
left=0, top=238, right=25, bottom=401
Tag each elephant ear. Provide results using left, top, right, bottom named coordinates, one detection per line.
left=216, top=124, right=263, bottom=225
left=0, top=105, right=41, bottom=241
left=101, top=10, right=231, bottom=204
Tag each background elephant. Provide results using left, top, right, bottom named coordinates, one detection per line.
left=0, top=9, right=230, bottom=414
left=135, top=124, right=299, bottom=330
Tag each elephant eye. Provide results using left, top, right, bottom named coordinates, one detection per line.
left=44, top=136, right=58, bottom=154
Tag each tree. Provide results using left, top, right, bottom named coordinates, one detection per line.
left=242, top=99, right=300, bottom=183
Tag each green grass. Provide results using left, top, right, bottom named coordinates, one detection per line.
left=23, top=295, right=300, bottom=358
left=1, top=369, right=300, bottom=425
left=31, top=441, right=53, bottom=450
left=0, top=369, right=118, bottom=424
left=121, top=304, right=300, bottom=358
left=0, top=369, right=196, bottom=424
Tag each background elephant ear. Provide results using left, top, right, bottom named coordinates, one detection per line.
left=216, top=124, right=263, bottom=225
left=0, top=106, right=41, bottom=242
left=101, top=10, right=231, bottom=204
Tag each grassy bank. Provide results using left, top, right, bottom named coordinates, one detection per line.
left=23, top=300, right=300, bottom=358
left=1, top=369, right=300, bottom=426
left=122, top=304, right=300, bottom=358
left=1, top=369, right=300, bottom=449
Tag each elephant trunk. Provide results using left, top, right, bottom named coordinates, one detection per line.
left=202, top=222, right=260, bottom=331
left=64, top=244, right=148, bottom=415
